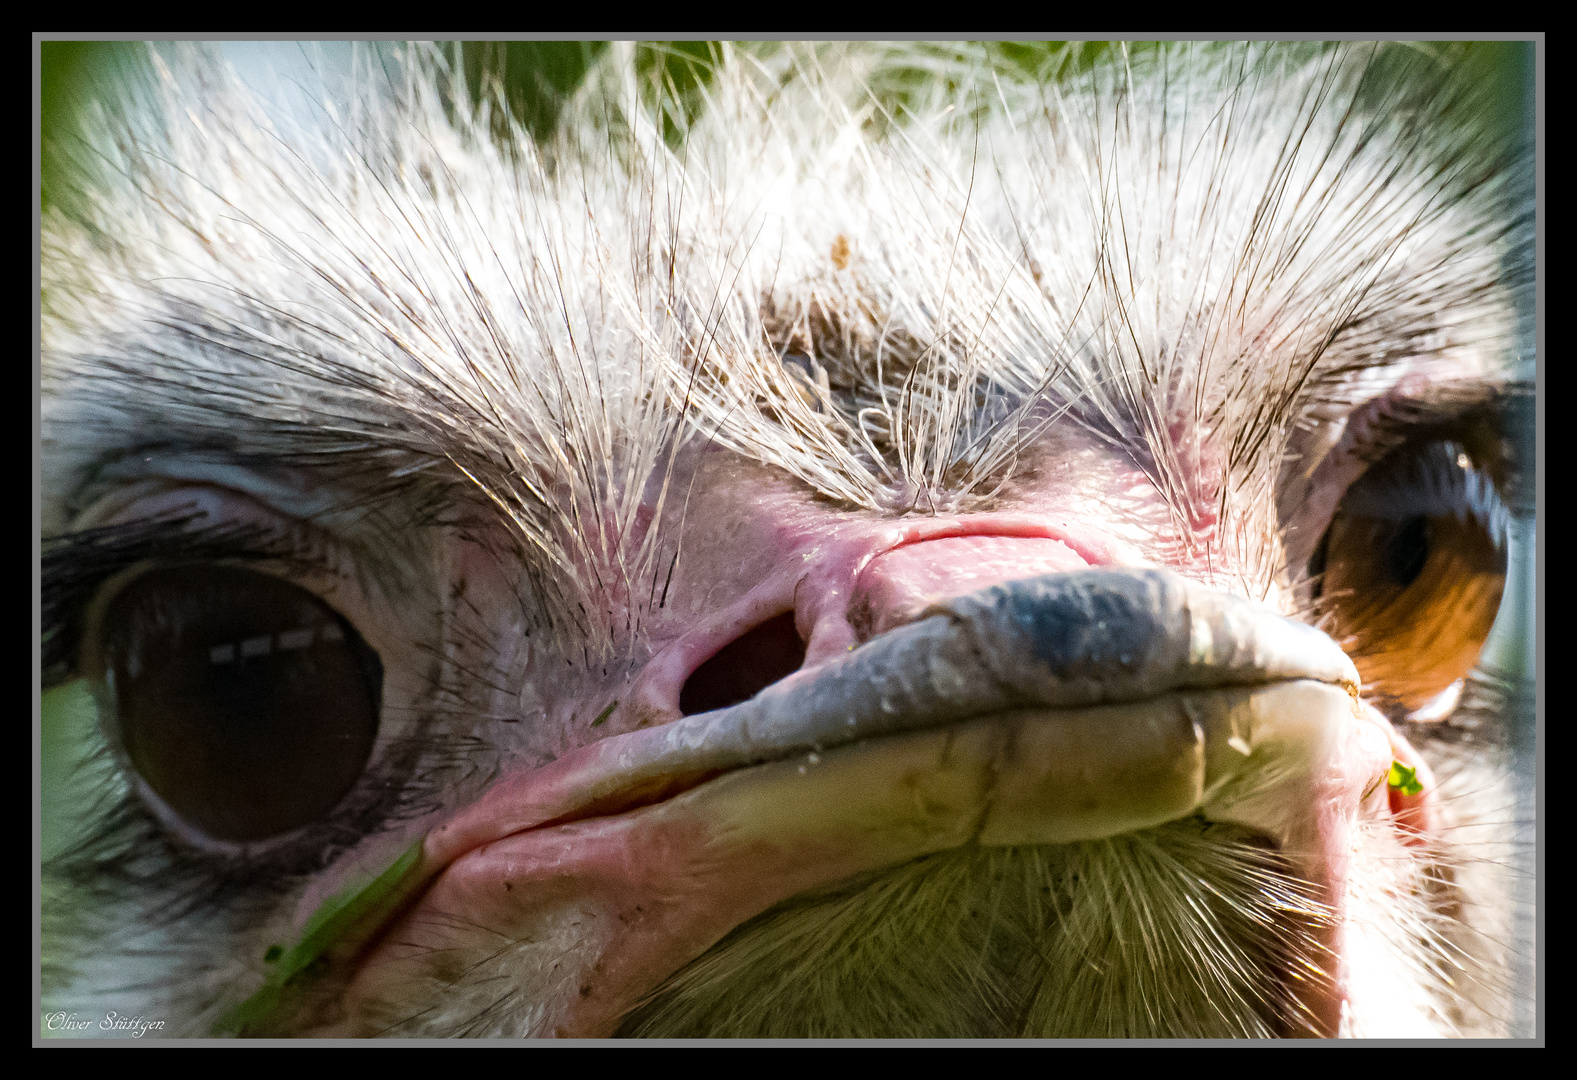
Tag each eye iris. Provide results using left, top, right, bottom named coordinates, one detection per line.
left=100, top=566, right=381, bottom=842
left=1315, top=441, right=1507, bottom=713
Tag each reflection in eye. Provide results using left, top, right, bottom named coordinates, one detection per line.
left=91, top=565, right=382, bottom=842
left=1311, top=439, right=1508, bottom=714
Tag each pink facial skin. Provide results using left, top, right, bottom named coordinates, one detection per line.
left=86, top=424, right=1435, bottom=1038
left=618, top=439, right=1154, bottom=723
left=284, top=425, right=1434, bottom=1040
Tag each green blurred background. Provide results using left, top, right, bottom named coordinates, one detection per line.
left=39, top=41, right=1535, bottom=210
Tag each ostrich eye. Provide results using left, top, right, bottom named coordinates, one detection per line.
left=1310, top=439, right=1508, bottom=712
left=90, top=565, right=382, bottom=843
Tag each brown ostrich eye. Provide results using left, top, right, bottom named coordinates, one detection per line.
left=1311, top=439, right=1508, bottom=713
left=93, top=565, right=382, bottom=842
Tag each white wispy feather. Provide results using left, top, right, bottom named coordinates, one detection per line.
left=43, top=42, right=1515, bottom=652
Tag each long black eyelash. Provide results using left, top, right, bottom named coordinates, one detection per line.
left=1354, top=379, right=1534, bottom=512
left=1296, top=379, right=1532, bottom=606
left=42, top=510, right=340, bottom=688
left=44, top=731, right=465, bottom=929
left=1299, top=380, right=1534, bottom=727
left=43, top=727, right=456, bottom=926
left=1399, top=666, right=1531, bottom=751
left=42, top=511, right=477, bottom=910
left=1491, top=381, right=1536, bottom=517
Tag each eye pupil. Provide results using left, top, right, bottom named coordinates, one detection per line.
left=99, top=565, right=381, bottom=842
left=1384, top=515, right=1430, bottom=587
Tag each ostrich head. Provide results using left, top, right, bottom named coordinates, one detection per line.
left=39, top=41, right=1537, bottom=1039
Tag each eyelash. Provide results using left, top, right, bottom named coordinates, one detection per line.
left=43, top=511, right=341, bottom=688
left=1343, top=382, right=1532, bottom=513
left=1312, top=383, right=1533, bottom=723
left=1401, top=664, right=1525, bottom=747
left=1340, top=439, right=1511, bottom=539
left=42, top=510, right=453, bottom=907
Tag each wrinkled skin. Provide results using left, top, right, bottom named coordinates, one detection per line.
left=335, top=447, right=1397, bottom=1038
left=60, top=426, right=1430, bottom=1037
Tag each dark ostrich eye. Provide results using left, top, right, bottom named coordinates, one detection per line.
left=1311, top=439, right=1508, bottom=713
left=91, top=565, right=382, bottom=842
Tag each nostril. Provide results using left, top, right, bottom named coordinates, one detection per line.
left=679, top=612, right=807, bottom=716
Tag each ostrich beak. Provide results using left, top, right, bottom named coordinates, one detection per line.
left=250, top=569, right=1393, bottom=1037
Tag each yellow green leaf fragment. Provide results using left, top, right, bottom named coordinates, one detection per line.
left=1387, top=760, right=1424, bottom=797
left=214, top=838, right=425, bottom=1035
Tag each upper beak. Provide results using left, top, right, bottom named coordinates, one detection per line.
left=426, top=566, right=1366, bottom=854
left=288, top=568, right=1393, bottom=1037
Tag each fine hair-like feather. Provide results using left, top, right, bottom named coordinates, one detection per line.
left=39, top=41, right=1535, bottom=1038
